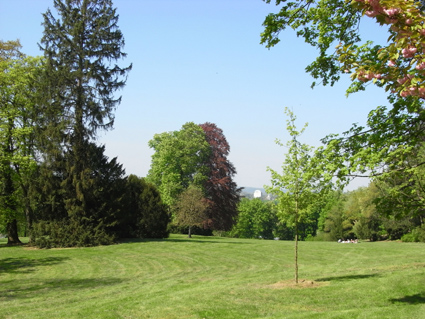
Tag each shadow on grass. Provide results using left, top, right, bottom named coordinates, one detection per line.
left=0, top=277, right=125, bottom=300
left=0, top=242, right=26, bottom=249
left=0, top=257, right=70, bottom=274
left=390, top=293, right=425, bottom=304
left=316, top=274, right=379, bottom=282
left=119, top=237, right=252, bottom=245
left=163, top=238, right=252, bottom=244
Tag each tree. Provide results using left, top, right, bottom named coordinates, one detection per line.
left=31, top=142, right=127, bottom=248
left=173, top=185, right=209, bottom=238
left=373, top=144, right=425, bottom=220
left=147, top=122, right=211, bottom=208
left=265, top=108, right=324, bottom=284
left=231, top=198, right=277, bottom=239
left=36, top=0, right=131, bottom=245
left=118, top=175, right=170, bottom=239
left=0, top=40, right=43, bottom=244
left=199, top=123, right=241, bottom=231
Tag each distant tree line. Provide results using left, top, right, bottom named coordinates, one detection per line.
left=227, top=181, right=425, bottom=243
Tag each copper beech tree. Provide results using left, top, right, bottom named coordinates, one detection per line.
left=200, top=123, right=241, bottom=231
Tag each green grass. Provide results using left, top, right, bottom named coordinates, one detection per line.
left=1, top=235, right=425, bottom=318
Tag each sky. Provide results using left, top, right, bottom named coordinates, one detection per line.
left=1, top=0, right=391, bottom=191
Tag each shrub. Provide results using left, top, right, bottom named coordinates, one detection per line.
left=401, top=225, right=425, bottom=243
left=32, top=220, right=115, bottom=248
left=117, top=175, right=170, bottom=239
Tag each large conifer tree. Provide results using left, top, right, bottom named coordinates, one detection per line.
left=37, top=0, right=131, bottom=244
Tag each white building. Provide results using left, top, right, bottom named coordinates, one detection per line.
left=253, top=190, right=262, bottom=199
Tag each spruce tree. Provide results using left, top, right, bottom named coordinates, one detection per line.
left=37, top=0, right=131, bottom=245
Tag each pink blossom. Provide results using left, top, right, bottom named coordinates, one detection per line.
left=419, top=29, right=425, bottom=36
left=388, top=60, right=396, bottom=67
left=374, top=74, right=382, bottom=79
left=416, top=62, right=425, bottom=70
left=384, top=8, right=399, bottom=16
left=365, top=10, right=378, bottom=17
left=419, top=87, right=425, bottom=95
left=400, top=90, right=409, bottom=97
left=402, top=46, right=417, bottom=58
left=397, top=77, right=408, bottom=84
left=405, top=18, right=413, bottom=25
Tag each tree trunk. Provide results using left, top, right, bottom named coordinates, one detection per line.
left=19, top=180, right=33, bottom=243
left=25, top=205, right=33, bottom=243
left=7, top=219, right=22, bottom=245
left=294, top=198, right=299, bottom=284
left=188, top=226, right=192, bottom=238
left=295, top=223, right=298, bottom=284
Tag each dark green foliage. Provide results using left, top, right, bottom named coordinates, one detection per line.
left=117, top=175, right=169, bottom=239
left=32, top=142, right=126, bottom=247
left=39, top=0, right=131, bottom=139
left=32, top=219, right=115, bottom=248
left=382, top=218, right=414, bottom=240
left=33, top=0, right=131, bottom=247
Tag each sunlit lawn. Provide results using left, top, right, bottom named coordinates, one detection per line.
left=1, top=234, right=424, bottom=318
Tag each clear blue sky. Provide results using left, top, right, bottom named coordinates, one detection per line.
left=1, top=0, right=390, bottom=190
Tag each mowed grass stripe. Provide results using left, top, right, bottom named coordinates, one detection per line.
left=1, top=235, right=425, bottom=318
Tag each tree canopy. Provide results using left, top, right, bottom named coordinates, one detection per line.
left=147, top=122, right=211, bottom=208
left=200, top=123, right=241, bottom=231
left=173, top=185, right=209, bottom=238
left=0, top=40, right=43, bottom=244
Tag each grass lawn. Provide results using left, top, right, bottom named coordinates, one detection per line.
left=1, top=235, right=424, bottom=318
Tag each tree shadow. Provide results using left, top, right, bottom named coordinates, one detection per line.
left=0, top=242, right=26, bottom=248
left=163, top=238, right=252, bottom=244
left=0, top=257, right=70, bottom=274
left=389, top=293, right=425, bottom=304
left=119, top=237, right=252, bottom=245
left=316, top=274, right=379, bottom=282
left=0, top=277, right=125, bottom=300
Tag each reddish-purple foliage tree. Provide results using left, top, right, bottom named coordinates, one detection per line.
left=199, top=123, right=241, bottom=231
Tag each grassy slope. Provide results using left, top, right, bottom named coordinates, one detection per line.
left=1, top=235, right=424, bottom=319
